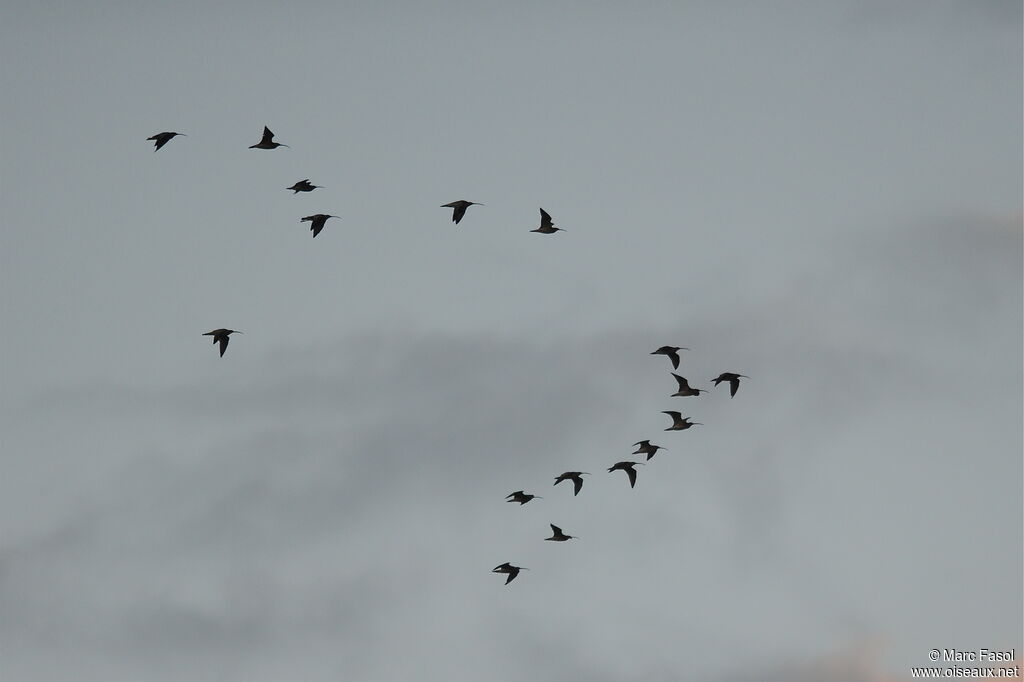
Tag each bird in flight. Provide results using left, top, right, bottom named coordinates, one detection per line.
left=670, top=373, right=707, bottom=397
left=441, top=200, right=482, bottom=225
left=651, top=346, right=688, bottom=370
left=662, top=411, right=702, bottom=431
left=287, top=179, right=320, bottom=194
left=202, top=329, right=242, bottom=357
left=531, top=208, right=565, bottom=234
left=249, top=126, right=289, bottom=149
left=608, top=461, right=644, bottom=488
left=553, top=471, right=590, bottom=496
left=545, top=524, right=577, bottom=542
left=506, top=490, right=541, bottom=505
left=492, top=562, right=527, bottom=585
left=301, top=214, right=339, bottom=238
left=147, top=131, right=184, bottom=151
left=711, top=372, right=749, bottom=397
left=632, top=440, right=665, bottom=461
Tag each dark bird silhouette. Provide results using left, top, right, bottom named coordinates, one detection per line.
left=441, top=200, right=482, bottom=225
left=506, top=490, right=541, bottom=505
left=671, top=373, right=707, bottom=397
left=249, top=126, right=289, bottom=149
left=608, top=461, right=644, bottom=488
left=492, top=562, right=527, bottom=585
left=531, top=208, right=565, bottom=234
left=632, top=440, right=665, bottom=461
left=662, top=411, right=702, bottom=431
left=202, top=329, right=242, bottom=357
left=712, top=372, right=749, bottom=397
left=545, top=524, right=577, bottom=542
left=147, top=131, right=184, bottom=151
left=553, top=471, right=590, bottom=496
left=287, top=179, right=320, bottom=194
left=301, top=214, right=339, bottom=238
left=651, top=345, right=689, bottom=370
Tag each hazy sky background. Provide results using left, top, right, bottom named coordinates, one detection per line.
left=1, top=1, right=1021, bottom=680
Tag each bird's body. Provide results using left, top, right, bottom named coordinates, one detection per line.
left=301, top=214, right=339, bottom=238
left=651, top=345, right=688, bottom=370
left=202, top=328, right=242, bottom=357
left=712, top=372, right=748, bottom=398
left=249, top=126, right=289, bottom=149
left=632, top=440, right=665, bottom=461
left=608, top=461, right=643, bottom=488
left=662, top=411, right=702, bottom=431
left=147, top=131, right=184, bottom=151
left=287, top=179, right=319, bottom=193
left=545, top=524, right=576, bottom=542
left=493, top=562, right=527, bottom=585
left=553, top=471, right=590, bottom=496
left=441, top=200, right=482, bottom=225
left=531, top=208, right=565, bottom=234
left=506, top=490, right=541, bottom=505
left=671, top=373, right=707, bottom=397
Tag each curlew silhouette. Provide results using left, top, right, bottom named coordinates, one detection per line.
left=553, top=471, right=590, bottom=496
left=301, top=214, right=339, bottom=238
left=712, top=372, right=748, bottom=397
left=492, top=562, right=527, bottom=585
left=671, top=373, right=707, bottom=397
left=249, top=126, right=289, bottom=149
left=506, top=490, right=541, bottom=505
left=608, top=461, right=644, bottom=488
left=147, top=131, right=184, bottom=151
left=662, top=411, right=702, bottom=431
left=651, top=346, right=688, bottom=370
left=632, top=440, right=665, bottom=461
left=441, top=200, right=482, bottom=225
left=531, top=208, right=565, bottom=234
left=287, top=179, right=320, bottom=194
left=202, top=329, right=242, bottom=357
left=545, top=524, right=577, bottom=542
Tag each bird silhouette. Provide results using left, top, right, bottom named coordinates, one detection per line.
left=545, top=524, right=577, bottom=541
left=202, top=329, right=242, bottom=357
left=531, top=208, right=565, bottom=234
left=506, top=490, right=541, bottom=505
left=287, top=179, right=320, bottom=193
left=711, top=372, right=749, bottom=397
left=301, top=214, right=339, bottom=238
left=492, top=562, right=527, bottom=585
left=249, top=126, right=289, bottom=149
left=147, top=131, right=184, bottom=151
left=608, top=461, right=644, bottom=488
left=441, top=200, right=482, bottom=225
left=651, top=346, right=688, bottom=370
left=671, top=373, right=707, bottom=397
left=662, top=411, right=702, bottom=431
left=632, top=440, right=665, bottom=461
left=553, top=471, right=590, bottom=496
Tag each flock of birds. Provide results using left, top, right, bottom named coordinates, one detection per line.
left=148, top=125, right=747, bottom=586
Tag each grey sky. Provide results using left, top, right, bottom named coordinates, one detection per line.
left=1, top=2, right=1021, bottom=680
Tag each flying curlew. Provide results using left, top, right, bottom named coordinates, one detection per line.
left=202, top=329, right=242, bottom=357
left=249, top=126, right=289, bottom=150
left=287, top=179, right=320, bottom=194
left=671, top=373, right=707, bottom=397
left=545, top=524, right=577, bottom=542
left=651, top=346, right=689, bottom=370
left=492, top=562, right=527, bottom=585
left=662, top=411, right=702, bottom=431
left=632, top=440, right=665, bottom=461
left=506, top=490, right=541, bottom=505
left=531, top=208, right=565, bottom=234
left=147, top=131, right=184, bottom=151
left=608, top=461, right=644, bottom=488
left=711, top=372, right=749, bottom=398
left=441, top=200, right=482, bottom=225
left=301, top=214, right=339, bottom=238
left=553, top=471, right=590, bottom=496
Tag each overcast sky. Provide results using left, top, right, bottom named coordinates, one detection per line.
left=1, top=1, right=1021, bottom=680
